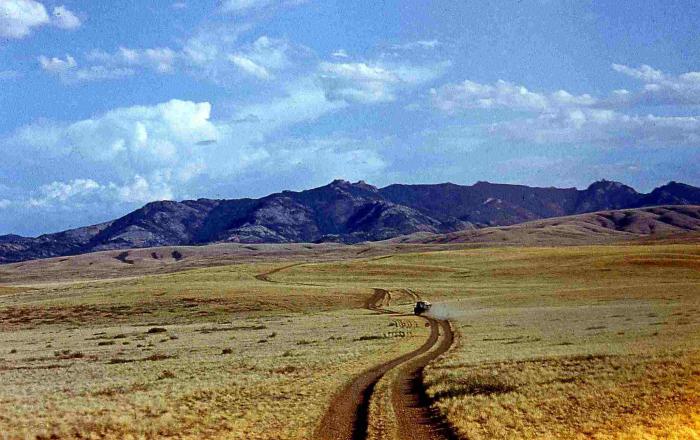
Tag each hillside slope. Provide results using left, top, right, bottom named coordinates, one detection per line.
left=2, top=206, right=699, bottom=284
left=402, top=205, right=700, bottom=246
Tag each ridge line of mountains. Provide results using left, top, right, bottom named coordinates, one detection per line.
left=2, top=179, right=700, bottom=263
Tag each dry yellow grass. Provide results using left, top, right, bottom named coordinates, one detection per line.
left=0, top=310, right=428, bottom=439
left=0, top=258, right=431, bottom=439
left=1, top=242, right=699, bottom=438
left=0, top=262, right=370, bottom=331
left=426, top=352, right=700, bottom=439
left=272, top=244, right=700, bottom=439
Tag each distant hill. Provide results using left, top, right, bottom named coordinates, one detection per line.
left=2, top=205, right=698, bottom=285
left=397, top=205, right=700, bottom=246
left=1, top=179, right=700, bottom=263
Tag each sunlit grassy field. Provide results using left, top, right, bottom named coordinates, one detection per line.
left=1, top=242, right=699, bottom=439
left=273, top=244, right=700, bottom=439
left=1, top=261, right=433, bottom=439
left=0, top=307, right=428, bottom=439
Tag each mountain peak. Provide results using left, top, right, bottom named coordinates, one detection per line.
left=658, top=181, right=690, bottom=190
left=329, top=179, right=350, bottom=186
left=575, top=180, right=640, bottom=213
left=640, top=180, right=700, bottom=206
left=329, top=178, right=376, bottom=187
left=2, top=179, right=699, bottom=264
left=324, top=179, right=378, bottom=193
left=586, top=179, right=630, bottom=191
left=352, top=180, right=378, bottom=191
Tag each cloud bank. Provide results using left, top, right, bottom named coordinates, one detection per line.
left=432, top=64, right=700, bottom=148
left=0, top=96, right=384, bottom=230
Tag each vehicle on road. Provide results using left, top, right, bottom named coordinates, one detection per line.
left=414, top=300, right=432, bottom=315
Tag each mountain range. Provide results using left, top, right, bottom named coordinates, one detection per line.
left=1, top=179, right=699, bottom=263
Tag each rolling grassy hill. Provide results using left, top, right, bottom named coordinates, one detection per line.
left=398, top=205, right=700, bottom=246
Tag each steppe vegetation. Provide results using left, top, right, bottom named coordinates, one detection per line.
left=1, top=241, right=699, bottom=439
left=273, top=244, right=700, bottom=439
left=0, top=307, right=427, bottom=439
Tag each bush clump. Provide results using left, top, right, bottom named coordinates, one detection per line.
left=432, top=374, right=518, bottom=401
left=356, top=335, right=384, bottom=341
left=147, top=327, right=167, bottom=334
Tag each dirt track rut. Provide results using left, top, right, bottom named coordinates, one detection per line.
left=255, top=266, right=456, bottom=440
left=390, top=318, right=457, bottom=440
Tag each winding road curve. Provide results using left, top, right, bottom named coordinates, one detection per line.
left=254, top=265, right=457, bottom=440
left=390, top=317, right=457, bottom=440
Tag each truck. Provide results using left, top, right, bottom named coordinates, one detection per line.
left=413, top=300, right=432, bottom=315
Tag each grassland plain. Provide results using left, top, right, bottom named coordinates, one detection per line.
left=0, top=260, right=433, bottom=439
left=0, top=308, right=429, bottom=439
left=270, top=244, right=700, bottom=439
left=0, top=242, right=699, bottom=439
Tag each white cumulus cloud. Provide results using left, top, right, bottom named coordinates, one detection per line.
left=319, top=61, right=447, bottom=104
left=39, top=53, right=133, bottom=82
left=493, top=109, right=700, bottom=148
left=56, top=31, right=297, bottom=84
left=51, top=5, right=80, bottom=30
left=229, top=54, right=272, bottom=79
left=87, top=47, right=178, bottom=74
left=233, top=78, right=346, bottom=132
left=38, top=54, right=77, bottom=72
left=612, top=63, right=665, bottom=82
left=0, top=0, right=49, bottom=39
left=431, top=79, right=596, bottom=113
left=6, top=100, right=220, bottom=181
left=433, top=64, right=700, bottom=148
left=390, top=40, right=441, bottom=51
left=220, top=0, right=309, bottom=14
left=332, top=49, right=349, bottom=59
left=0, top=92, right=372, bottom=218
left=227, top=36, right=302, bottom=80
left=0, top=1, right=80, bottom=38
left=29, top=178, right=102, bottom=207
left=244, top=36, right=294, bottom=70
left=28, top=175, right=174, bottom=208
left=609, top=63, right=700, bottom=107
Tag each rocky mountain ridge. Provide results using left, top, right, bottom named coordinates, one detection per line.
left=1, top=179, right=699, bottom=263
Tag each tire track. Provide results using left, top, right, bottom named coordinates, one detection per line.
left=400, top=288, right=421, bottom=302
left=314, top=314, right=442, bottom=440
left=255, top=264, right=456, bottom=440
left=391, top=318, right=458, bottom=440
left=363, top=288, right=395, bottom=314
left=254, top=262, right=323, bottom=286
left=254, top=263, right=306, bottom=283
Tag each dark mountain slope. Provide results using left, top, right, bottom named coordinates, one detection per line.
left=379, top=181, right=579, bottom=226
left=86, top=199, right=221, bottom=252
left=208, top=180, right=447, bottom=244
left=0, top=222, right=113, bottom=263
left=638, top=182, right=700, bottom=206
left=573, top=180, right=641, bottom=213
left=1, top=179, right=699, bottom=263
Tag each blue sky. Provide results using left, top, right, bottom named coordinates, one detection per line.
left=1, top=0, right=699, bottom=235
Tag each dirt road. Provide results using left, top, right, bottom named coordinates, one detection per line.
left=254, top=263, right=305, bottom=283
left=255, top=266, right=456, bottom=440
left=390, top=317, right=457, bottom=440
